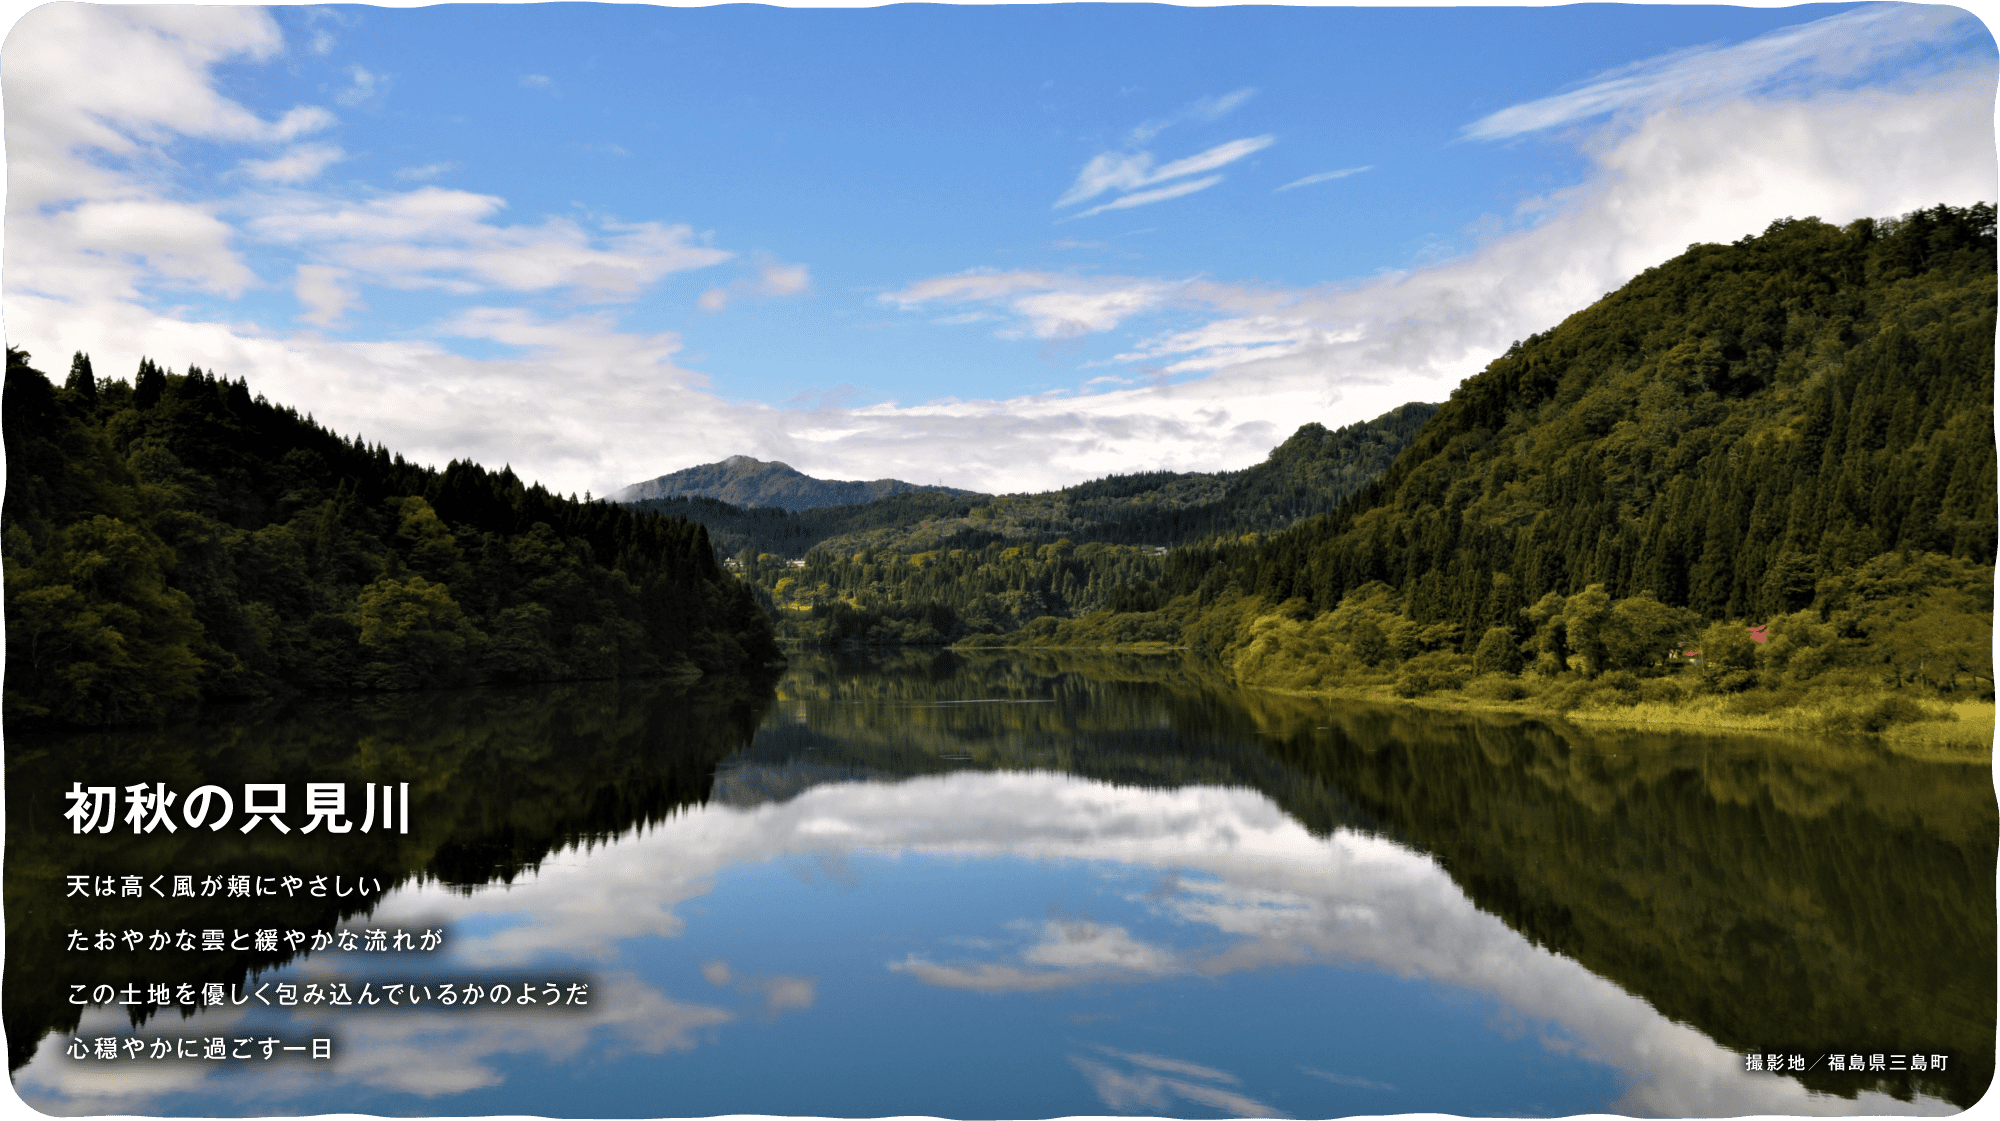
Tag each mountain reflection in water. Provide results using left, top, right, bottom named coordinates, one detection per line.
left=8, top=649, right=1990, bottom=1117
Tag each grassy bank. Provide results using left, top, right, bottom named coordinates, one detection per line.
left=957, top=636, right=1994, bottom=761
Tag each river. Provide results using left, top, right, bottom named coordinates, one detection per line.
left=7, top=649, right=1991, bottom=1116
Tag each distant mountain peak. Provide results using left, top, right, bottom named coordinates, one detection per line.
left=616, top=456, right=974, bottom=512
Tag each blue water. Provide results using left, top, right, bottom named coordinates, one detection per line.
left=60, top=849, right=1618, bottom=1118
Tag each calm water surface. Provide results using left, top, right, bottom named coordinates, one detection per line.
left=7, top=650, right=1992, bottom=1116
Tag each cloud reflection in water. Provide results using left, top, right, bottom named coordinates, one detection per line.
left=17, top=770, right=1955, bottom=1117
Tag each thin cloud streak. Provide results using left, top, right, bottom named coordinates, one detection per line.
left=1276, top=165, right=1372, bottom=191
left=1056, top=135, right=1273, bottom=210
left=1130, top=86, right=1256, bottom=143
left=1463, top=3, right=1982, bottom=140
left=1067, top=175, right=1223, bottom=220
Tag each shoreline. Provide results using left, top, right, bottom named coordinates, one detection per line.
left=954, top=640, right=1996, bottom=762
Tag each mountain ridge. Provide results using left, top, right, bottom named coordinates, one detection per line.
left=616, top=456, right=977, bottom=511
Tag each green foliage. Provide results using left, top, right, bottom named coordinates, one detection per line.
left=1697, top=619, right=1759, bottom=677
left=3, top=349, right=780, bottom=725
left=619, top=454, right=976, bottom=510
left=639, top=404, right=1436, bottom=563
left=353, top=574, right=485, bottom=689
left=4, top=515, right=205, bottom=723
left=1471, top=626, right=1521, bottom=675
left=1011, top=203, right=1993, bottom=723
left=1171, top=204, right=1995, bottom=630
left=1816, top=551, right=1994, bottom=691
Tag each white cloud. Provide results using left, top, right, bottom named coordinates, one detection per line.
left=293, top=264, right=357, bottom=325
left=396, top=161, right=457, bottom=181
left=1056, top=135, right=1273, bottom=210
left=1148, top=135, right=1275, bottom=182
left=241, top=143, right=345, bottom=183
left=1071, top=1054, right=1288, bottom=1118
left=699, top=257, right=812, bottom=313
left=1068, top=174, right=1223, bottom=220
left=1021, top=919, right=1176, bottom=972
left=10, top=769, right=1964, bottom=1115
left=334, top=63, right=390, bottom=108
left=0, top=5, right=334, bottom=333
left=520, top=73, right=558, bottom=97
left=1130, top=86, right=1257, bottom=143
left=1463, top=3, right=1984, bottom=141
left=857, top=64, right=1992, bottom=493
left=4, top=5, right=293, bottom=158
left=247, top=187, right=733, bottom=300
left=930, top=310, right=996, bottom=326
left=1056, top=152, right=1158, bottom=209
left=1096, top=1045, right=1240, bottom=1084
left=1276, top=165, right=1372, bottom=192
left=2, top=0, right=1990, bottom=505
left=1302, top=1067, right=1395, bottom=1091
left=696, top=958, right=817, bottom=1013
left=16, top=969, right=730, bottom=1111
left=302, top=6, right=350, bottom=56
left=882, top=271, right=1182, bottom=341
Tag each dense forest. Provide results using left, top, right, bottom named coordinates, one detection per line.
left=986, top=205, right=1996, bottom=729
left=631, top=402, right=1435, bottom=560
left=3, top=351, right=781, bottom=727
left=636, top=403, right=1437, bottom=644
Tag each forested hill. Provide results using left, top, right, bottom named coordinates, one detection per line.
left=627, top=402, right=1438, bottom=562
left=3, top=351, right=781, bottom=727
left=959, top=401, right=1440, bottom=550
left=1175, top=204, right=1995, bottom=622
left=615, top=454, right=977, bottom=510
left=1006, top=204, right=1994, bottom=713
left=625, top=403, right=1437, bottom=646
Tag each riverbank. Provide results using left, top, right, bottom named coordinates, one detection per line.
left=955, top=639, right=1995, bottom=761
left=1275, top=679, right=1992, bottom=762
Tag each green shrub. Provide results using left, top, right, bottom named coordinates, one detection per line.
left=1638, top=675, right=1690, bottom=704
left=1712, top=669, right=1760, bottom=693
left=1859, top=693, right=1933, bottom=733
left=1393, top=653, right=1469, bottom=697
left=1466, top=674, right=1529, bottom=702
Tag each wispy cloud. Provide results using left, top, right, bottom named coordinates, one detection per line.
left=241, top=142, right=344, bottom=183
left=1130, top=86, right=1256, bottom=143
left=1302, top=1067, right=1396, bottom=1091
left=396, top=161, right=457, bottom=181
left=3, top=1, right=1990, bottom=505
left=882, top=271, right=1184, bottom=340
left=302, top=7, right=351, bottom=57
left=1057, top=135, right=1273, bottom=214
left=1463, top=3, right=1984, bottom=140
left=1071, top=1049, right=1286, bottom=1117
left=1098, top=1045, right=1239, bottom=1083
left=245, top=187, right=733, bottom=300
left=699, top=958, right=818, bottom=1014
left=1277, top=165, right=1372, bottom=192
left=520, top=73, right=559, bottom=97
left=698, top=257, right=811, bottom=313
left=1068, top=175, right=1222, bottom=220
left=293, top=264, right=358, bottom=325
left=334, top=63, right=389, bottom=108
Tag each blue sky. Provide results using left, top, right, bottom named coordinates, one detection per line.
left=3, top=3, right=1994, bottom=496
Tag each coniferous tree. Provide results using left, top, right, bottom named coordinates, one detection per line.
left=64, top=352, right=95, bottom=405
